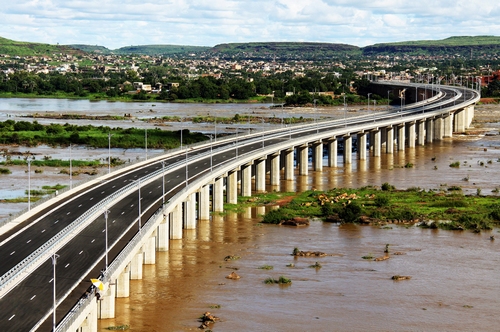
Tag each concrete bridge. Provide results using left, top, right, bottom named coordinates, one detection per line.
left=0, top=82, right=480, bottom=331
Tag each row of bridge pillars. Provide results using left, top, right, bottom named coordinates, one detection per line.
left=89, top=109, right=469, bottom=329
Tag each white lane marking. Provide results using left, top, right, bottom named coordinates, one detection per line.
left=112, top=220, right=116, bottom=223
left=91, top=239, right=95, bottom=243
left=101, top=191, right=105, bottom=194
left=10, top=251, right=15, bottom=255
left=112, top=185, right=116, bottom=188
left=30, top=295, right=36, bottom=300
left=64, top=263, right=70, bottom=268
left=90, top=197, right=93, bottom=200
left=8, top=315, right=15, bottom=321
left=102, top=229, right=105, bottom=233
left=66, top=212, right=71, bottom=215
left=79, top=251, right=83, bottom=255
left=167, top=180, right=171, bottom=183
left=149, top=191, right=152, bottom=194
left=49, top=278, right=54, bottom=283
left=41, top=229, right=46, bottom=233
left=78, top=204, right=82, bottom=207
left=26, top=239, right=31, bottom=243
left=54, top=220, right=59, bottom=224
left=130, top=204, right=134, bottom=208
left=121, top=212, right=125, bottom=215
left=176, top=175, right=180, bottom=178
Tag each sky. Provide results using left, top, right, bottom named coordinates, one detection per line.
left=1, top=0, right=499, bottom=50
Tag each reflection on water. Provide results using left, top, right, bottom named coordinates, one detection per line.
left=100, top=135, right=500, bottom=332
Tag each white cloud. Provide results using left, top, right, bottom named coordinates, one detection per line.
left=0, top=0, right=498, bottom=49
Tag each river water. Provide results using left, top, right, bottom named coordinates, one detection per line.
left=1, top=98, right=499, bottom=331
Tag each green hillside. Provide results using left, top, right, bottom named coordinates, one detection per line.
left=0, top=36, right=84, bottom=56
left=69, top=44, right=211, bottom=56
left=362, top=36, right=500, bottom=55
left=211, top=42, right=360, bottom=59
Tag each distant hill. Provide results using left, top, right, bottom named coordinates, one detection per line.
left=362, top=36, right=500, bottom=56
left=0, top=36, right=85, bottom=57
left=211, top=42, right=360, bottom=59
left=68, top=44, right=211, bottom=56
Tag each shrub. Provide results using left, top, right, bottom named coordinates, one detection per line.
left=338, top=201, right=362, bottom=223
left=0, top=168, right=11, bottom=174
left=381, top=182, right=395, bottom=191
left=449, top=161, right=460, bottom=168
left=262, top=209, right=293, bottom=224
left=374, top=196, right=390, bottom=207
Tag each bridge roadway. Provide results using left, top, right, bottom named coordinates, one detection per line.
left=0, top=83, right=479, bottom=331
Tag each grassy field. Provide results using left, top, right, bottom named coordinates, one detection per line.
left=229, top=185, right=500, bottom=232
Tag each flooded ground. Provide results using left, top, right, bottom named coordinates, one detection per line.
left=0, top=99, right=499, bottom=331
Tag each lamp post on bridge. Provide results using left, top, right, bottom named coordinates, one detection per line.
left=69, top=144, right=72, bottom=190
left=145, top=128, right=148, bottom=160
left=103, top=208, right=110, bottom=270
left=27, top=159, right=31, bottom=211
left=108, top=133, right=114, bottom=174
left=367, top=93, right=371, bottom=112
left=51, top=253, right=60, bottom=332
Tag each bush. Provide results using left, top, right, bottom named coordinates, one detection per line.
left=262, top=209, right=293, bottom=224
left=381, top=182, right=395, bottom=191
left=0, top=168, right=11, bottom=174
left=374, top=196, right=390, bottom=207
left=449, top=161, right=460, bottom=168
left=338, top=201, right=362, bottom=223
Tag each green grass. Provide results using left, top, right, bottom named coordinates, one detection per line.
left=258, top=265, right=274, bottom=270
left=264, top=276, right=292, bottom=284
left=261, top=185, right=500, bottom=231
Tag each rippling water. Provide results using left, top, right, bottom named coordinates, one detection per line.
left=100, top=136, right=500, bottom=332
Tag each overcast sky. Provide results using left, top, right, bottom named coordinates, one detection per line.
left=1, top=0, right=499, bottom=50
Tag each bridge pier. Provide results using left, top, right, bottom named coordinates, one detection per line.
left=98, top=283, right=116, bottom=319
left=130, top=250, right=144, bottom=280
left=357, top=132, right=366, bottom=160
left=213, top=177, right=224, bottom=212
left=170, top=205, right=183, bottom=239
left=298, top=144, right=309, bottom=175
left=312, top=141, right=323, bottom=171
left=227, top=170, right=238, bottom=204
left=434, top=117, right=444, bottom=140
left=372, top=130, right=381, bottom=157
left=77, top=300, right=98, bottom=332
left=444, top=113, right=453, bottom=137
left=283, top=148, right=295, bottom=180
left=198, top=185, right=211, bottom=220
left=408, top=122, right=416, bottom=148
left=343, top=135, right=352, bottom=164
left=116, top=265, right=130, bottom=298
left=270, top=152, right=281, bottom=185
left=144, top=234, right=156, bottom=264
left=255, top=158, right=267, bottom=192
left=397, top=124, right=405, bottom=151
left=327, top=138, right=337, bottom=167
left=417, top=120, right=425, bottom=146
left=386, top=126, right=394, bottom=154
left=454, top=108, right=466, bottom=132
left=241, top=163, right=253, bottom=196
left=426, top=118, right=434, bottom=143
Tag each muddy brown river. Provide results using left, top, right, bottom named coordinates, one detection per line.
left=99, top=137, right=500, bottom=331
left=1, top=99, right=499, bottom=331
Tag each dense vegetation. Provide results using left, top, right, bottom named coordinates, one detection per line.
left=68, top=44, right=211, bottom=56
left=259, top=186, right=500, bottom=232
left=0, top=120, right=208, bottom=148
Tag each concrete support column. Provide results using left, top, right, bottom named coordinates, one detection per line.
left=327, top=139, right=337, bottom=167
left=371, top=130, right=381, bottom=157
left=434, top=117, right=444, bottom=141
left=444, top=114, right=453, bottom=138
left=454, top=109, right=466, bottom=132
left=312, top=142, right=323, bottom=171
left=426, top=118, right=434, bottom=143
left=157, top=213, right=169, bottom=251
left=417, top=120, right=426, bottom=146
left=198, top=185, right=211, bottom=220
left=386, top=126, right=394, bottom=154
left=397, top=124, right=405, bottom=151
left=270, top=153, right=281, bottom=185
left=466, top=105, right=474, bottom=127
left=298, top=144, right=309, bottom=175
left=183, top=193, right=197, bottom=229
left=408, top=122, right=416, bottom=148
left=130, top=250, right=143, bottom=280
left=98, top=282, right=116, bottom=319
left=343, top=135, right=352, bottom=164
left=283, top=148, right=295, bottom=180
left=143, top=234, right=156, bottom=264
left=170, top=205, right=182, bottom=239
left=226, top=170, right=238, bottom=204
left=357, top=132, right=367, bottom=160
left=116, top=265, right=130, bottom=298
left=241, top=164, right=253, bottom=196
left=79, top=299, right=98, bottom=332
left=213, top=177, right=224, bottom=212
left=255, top=158, right=267, bottom=192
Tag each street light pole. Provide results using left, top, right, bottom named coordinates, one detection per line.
left=27, top=159, right=31, bottom=211
left=161, top=160, right=165, bottom=205
left=108, top=133, right=113, bottom=174
left=51, top=253, right=60, bottom=332
left=69, top=144, right=72, bottom=190
left=373, top=100, right=376, bottom=122
left=343, top=94, right=347, bottom=127
left=103, top=208, right=110, bottom=270
left=210, top=136, right=213, bottom=173
left=137, top=179, right=141, bottom=232
left=367, top=93, right=371, bottom=112
left=145, top=128, right=148, bottom=160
